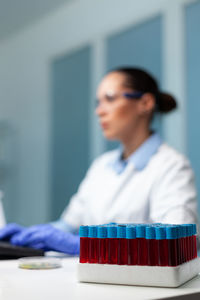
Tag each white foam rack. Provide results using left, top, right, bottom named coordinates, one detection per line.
left=77, top=257, right=200, bottom=287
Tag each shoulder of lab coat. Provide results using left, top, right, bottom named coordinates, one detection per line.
left=60, top=149, right=119, bottom=228
left=61, top=144, right=198, bottom=229
left=149, top=143, right=198, bottom=225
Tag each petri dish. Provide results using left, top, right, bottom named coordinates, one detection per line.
left=18, top=257, right=62, bottom=270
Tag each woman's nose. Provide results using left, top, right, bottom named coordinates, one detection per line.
left=95, top=102, right=107, bottom=116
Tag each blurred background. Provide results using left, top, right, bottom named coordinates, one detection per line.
left=0, top=0, right=199, bottom=225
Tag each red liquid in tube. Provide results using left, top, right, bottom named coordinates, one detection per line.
left=146, top=226, right=158, bottom=266
left=99, top=238, right=108, bottom=264
left=193, top=235, right=197, bottom=259
left=155, top=226, right=168, bottom=266
left=80, top=237, right=88, bottom=263
left=128, top=238, right=138, bottom=265
left=108, top=226, right=118, bottom=264
left=118, top=238, right=128, bottom=265
left=166, top=226, right=178, bottom=267
left=108, top=238, right=118, bottom=264
left=88, top=226, right=98, bottom=263
left=88, top=238, right=99, bottom=263
left=126, top=226, right=137, bottom=265
left=79, top=225, right=89, bottom=263
left=137, top=225, right=148, bottom=266
left=138, top=238, right=148, bottom=265
left=158, top=239, right=169, bottom=266
left=148, top=239, right=158, bottom=266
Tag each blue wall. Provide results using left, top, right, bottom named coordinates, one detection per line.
left=185, top=0, right=200, bottom=212
left=50, top=46, right=91, bottom=220
left=105, top=16, right=163, bottom=151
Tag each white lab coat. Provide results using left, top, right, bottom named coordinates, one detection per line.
left=61, top=143, right=198, bottom=229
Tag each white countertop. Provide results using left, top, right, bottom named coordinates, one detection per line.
left=0, top=257, right=200, bottom=300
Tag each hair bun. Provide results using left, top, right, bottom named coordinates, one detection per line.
left=157, top=92, right=177, bottom=113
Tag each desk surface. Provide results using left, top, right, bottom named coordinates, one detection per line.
left=0, top=257, right=200, bottom=300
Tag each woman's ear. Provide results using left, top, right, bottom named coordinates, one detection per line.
left=139, top=93, right=156, bottom=115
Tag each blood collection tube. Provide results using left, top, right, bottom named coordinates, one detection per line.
left=180, top=225, right=187, bottom=263
left=107, top=225, right=118, bottom=264
left=192, top=224, right=197, bottom=259
left=88, top=225, right=99, bottom=263
left=126, top=225, right=137, bottom=265
left=136, top=224, right=148, bottom=266
left=79, top=225, right=89, bottom=263
left=185, top=225, right=190, bottom=262
left=166, top=226, right=178, bottom=266
left=176, top=225, right=182, bottom=265
left=97, top=226, right=108, bottom=264
left=187, top=224, right=193, bottom=261
left=117, top=225, right=128, bottom=265
left=178, top=225, right=184, bottom=264
left=146, top=226, right=158, bottom=266
left=155, top=226, right=168, bottom=266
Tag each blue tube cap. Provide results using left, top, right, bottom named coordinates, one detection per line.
left=97, top=226, right=107, bottom=238
left=146, top=226, right=155, bottom=239
left=185, top=224, right=192, bottom=237
left=79, top=225, right=88, bottom=237
left=176, top=226, right=182, bottom=239
left=193, top=224, right=197, bottom=235
left=88, top=225, right=98, bottom=238
left=126, top=225, right=136, bottom=239
left=180, top=225, right=187, bottom=238
left=166, top=226, right=178, bottom=239
left=136, top=224, right=146, bottom=238
left=155, top=226, right=166, bottom=240
left=117, top=225, right=126, bottom=238
left=107, top=226, right=117, bottom=238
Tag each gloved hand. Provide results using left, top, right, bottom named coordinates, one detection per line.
left=10, top=223, right=51, bottom=250
left=11, top=224, right=80, bottom=255
left=0, top=223, right=24, bottom=241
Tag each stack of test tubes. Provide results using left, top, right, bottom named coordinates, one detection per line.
left=79, top=223, right=197, bottom=267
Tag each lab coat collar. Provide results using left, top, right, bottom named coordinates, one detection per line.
left=109, top=133, right=162, bottom=174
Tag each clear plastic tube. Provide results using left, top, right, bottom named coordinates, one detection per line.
left=166, top=226, right=178, bottom=266
left=146, top=226, right=158, bottom=266
left=108, top=226, right=118, bottom=264
left=155, top=226, right=168, bottom=266
left=137, top=225, right=148, bottom=266
left=79, top=226, right=88, bottom=263
left=88, top=226, right=98, bottom=263
left=192, top=224, right=197, bottom=259
left=117, top=225, right=128, bottom=265
left=80, top=237, right=88, bottom=263
left=97, top=226, right=108, bottom=264
left=126, top=225, right=137, bottom=265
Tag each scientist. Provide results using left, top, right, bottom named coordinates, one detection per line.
left=0, top=67, right=198, bottom=254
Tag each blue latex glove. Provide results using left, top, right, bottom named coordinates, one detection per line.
left=0, top=223, right=24, bottom=241
left=11, top=224, right=80, bottom=255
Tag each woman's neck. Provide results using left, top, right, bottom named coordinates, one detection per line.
left=121, top=129, right=152, bottom=160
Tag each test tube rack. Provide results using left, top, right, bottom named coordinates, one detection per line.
left=77, top=223, right=200, bottom=287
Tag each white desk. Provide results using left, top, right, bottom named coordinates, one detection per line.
left=0, top=257, right=200, bottom=300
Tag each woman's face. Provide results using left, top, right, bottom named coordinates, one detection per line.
left=96, top=72, right=145, bottom=141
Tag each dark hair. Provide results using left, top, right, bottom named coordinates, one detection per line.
left=110, top=67, right=177, bottom=113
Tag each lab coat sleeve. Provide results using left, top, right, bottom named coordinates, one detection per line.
left=60, top=156, right=103, bottom=230
left=150, top=156, right=198, bottom=225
